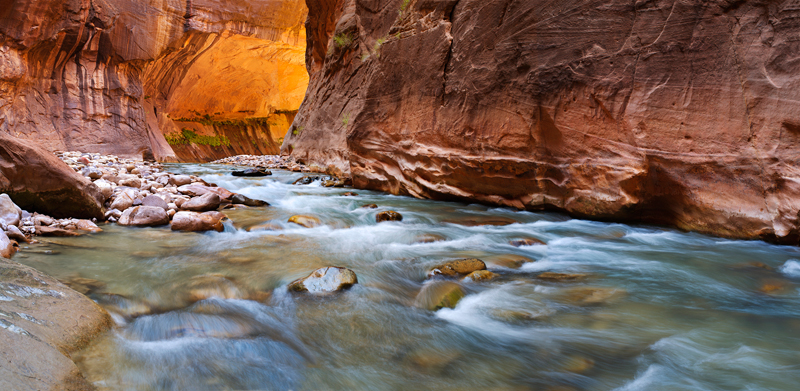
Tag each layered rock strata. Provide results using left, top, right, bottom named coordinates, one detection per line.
left=284, top=0, right=800, bottom=243
left=1, top=0, right=308, bottom=161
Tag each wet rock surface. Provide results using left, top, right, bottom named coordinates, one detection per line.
left=288, top=215, right=321, bottom=228
left=415, top=281, right=465, bottom=311
left=376, top=211, right=403, bottom=223
left=429, top=258, right=487, bottom=278
left=289, top=267, right=358, bottom=293
left=171, top=211, right=226, bottom=232
left=0, top=257, right=111, bottom=390
left=232, top=168, right=272, bottom=177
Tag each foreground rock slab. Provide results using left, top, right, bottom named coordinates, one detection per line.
left=289, top=267, right=358, bottom=293
left=0, top=258, right=111, bottom=390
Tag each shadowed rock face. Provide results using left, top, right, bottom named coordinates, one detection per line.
left=1, top=0, right=308, bottom=161
left=284, top=0, right=800, bottom=243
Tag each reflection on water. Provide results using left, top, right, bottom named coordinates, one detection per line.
left=15, top=164, right=800, bottom=390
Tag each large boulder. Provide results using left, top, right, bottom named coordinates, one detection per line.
left=0, top=133, right=104, bottom=219
left=0, top=194, right=22, bottom=226
left=180, top=193, right=221, bottom=212
left=0, top=257, right=111, bottom=390
left=118, top=206, right=170, bottom=227
left=288, top=267, right=358, bottom=293
left=171, top=211, right=226, bottom=232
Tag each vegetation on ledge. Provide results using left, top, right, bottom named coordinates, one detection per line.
left=165, top=128, right=231, bottom=147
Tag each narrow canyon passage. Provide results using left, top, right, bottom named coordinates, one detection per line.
left=14, top=164, right=800, bottom=390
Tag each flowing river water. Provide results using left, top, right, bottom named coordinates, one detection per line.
left=13, top=164, right=800, bottom=390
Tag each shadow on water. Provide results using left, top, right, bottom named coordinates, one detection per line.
left=14, top=164, right=800, bottom=390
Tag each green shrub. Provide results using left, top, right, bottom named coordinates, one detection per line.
left=165, top=128, right=231, bottom=147
left=333, top=33, right=353, bottom=48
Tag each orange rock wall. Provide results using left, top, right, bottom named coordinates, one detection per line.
left=285, top=0, right=800, bottom=244
left=0, top=0, right=308, bottom=161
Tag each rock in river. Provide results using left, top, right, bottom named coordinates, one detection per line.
left=509, top=238, right=546, bottom=247
left=415, top=281, right=465, bottom=311
left=118, top=206, right=170, bottom=227
left=231, top=193, right=269, bottom=207
left=463, top=270, right=498, bottom=282
left=376, top=211, right=403, bottom=222
left=429, top=258, right=486, bottom=277
left=231, top=168, right=272, bottom=177
left=0, top=230, right=18, bottom=258
left=288, top=215, right=321, bottom=228
left=289, top=267, right=358, bottom=293
left=181, top=193, right=221, bottom=212
left=171, top=211, right=226, bottom=232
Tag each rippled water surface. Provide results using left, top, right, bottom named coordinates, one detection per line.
left=15, top=164, right=800, bottom=390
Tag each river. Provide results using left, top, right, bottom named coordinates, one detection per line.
left=13, top=164, right=800, bottom=390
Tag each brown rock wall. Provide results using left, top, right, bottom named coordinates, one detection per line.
left=0, top=0, right=308, bottom=161
left=285, top=0, right=800, bottom=243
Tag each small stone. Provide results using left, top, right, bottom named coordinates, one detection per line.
left=342, top=192, right=358, bottom=196
left=118, top=176, right=142, bottom=188
left=288, top=215, right=321, bottom=228
left=181, top=193, right=221, bottom=212
left=169, top=175, right=193, bottom=186
left=463, top=270, right=497, bottom=282
left=376, top=211, right=403, bottom=222
left=288, top=267, right=358, bottom=293
left=118, top=206, right=170, bottom=227
left=4, top=225, right=28, bottom=243
left=80, top=166, right=103, bottom=179
left=509, top=238, right=546, bottom=247
left=248, top=222, right=283, bottom=231
left=414, top=234, right=446, bottom=243
left=429, top=258, right=486, bottom=277
left=361, top=204, right=378, bottom=209
left=33, top=214, right=56, bottom=226
left=93, top=179, right=114, bottom=199
left=105, top=209, right=123, bottom=220
left=75, top=219, right=102, bottom=233
left=415, top=281, right=465, bottom=311
left=142, top=195, right=169, bottom=211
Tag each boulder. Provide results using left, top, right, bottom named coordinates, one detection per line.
left=288, top=267, right=358, bottom=293
left=80, top=166, right=103, bottom=180
left=142, top=195, right=169, bottom=211
left=177, top=184, right=235, bottom=201
left=429, top=258, right=486, bottom=277
left=104, top=209, right=123, bottom=220
left=180, top=193, right=221, bottom=212
left=231, top=193, right=270, bottom=206
left=75, top=220, right=102, bottom=233
left=376, top=210, right=403, bottom=222
left=415, top=281, right=465, bottom=311
left=231, top=168, right=272, bottom=177
left=170, top=211, right=226, bottom=232
left=32, top=214, right=55, bottom=226
left=117, top=175, right=141, bottom=189
left=118, top=206, right=170, bottom=227
left=0, top=194, right=22, bottom=226
left=288, top=215, right=321, bottom=228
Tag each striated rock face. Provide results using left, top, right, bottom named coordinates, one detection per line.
left=285, top=0, right=800, bottom=243
left=1, top=0, right=308, bottom=161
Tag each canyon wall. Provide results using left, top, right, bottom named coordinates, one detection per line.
left=284, top=0, right=800, bottom=243
left=0, top=0, right=308, bottom=161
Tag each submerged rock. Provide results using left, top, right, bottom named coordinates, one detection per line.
left=509, top=238, right=546, bottom=247
left=184, top=274, right=243, bottom=303
left=342, top=192, right=358, bottom=196
left=171, top=211, right=225, bottom=232
left=180, top=192, right=221, bottom=212
left=0, top=194, right=22, bottom=226
left=415, top=281, right=465, bottom=311
left=482, top=254, right=534, bottom=269
left=537, top=272, right=587, bottom=282
left=376, top=211, right=403, bottom=222
left=463, top=270, right=498, bottom=282
left=36, top=226, right=83, bottom=237
left=414, top=234, right=447, bottom=243
left=288, top=215, right=321, bottom=228
left=288, top=267, right=358, bottom=293
left=231, top=193, right=269, bottom=206
left=428, top=258, right=486, bottom=277
left=118, top=206, right=170, bottom=227
left=232, top=168, right=272, bottom=177
left=361, top=204, right=378, bottom=209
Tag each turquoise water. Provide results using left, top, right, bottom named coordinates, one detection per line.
left=14, top=164, right=800, bottom=390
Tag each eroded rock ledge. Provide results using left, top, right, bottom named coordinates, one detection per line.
left=284, top=0, right=800, bottom=244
